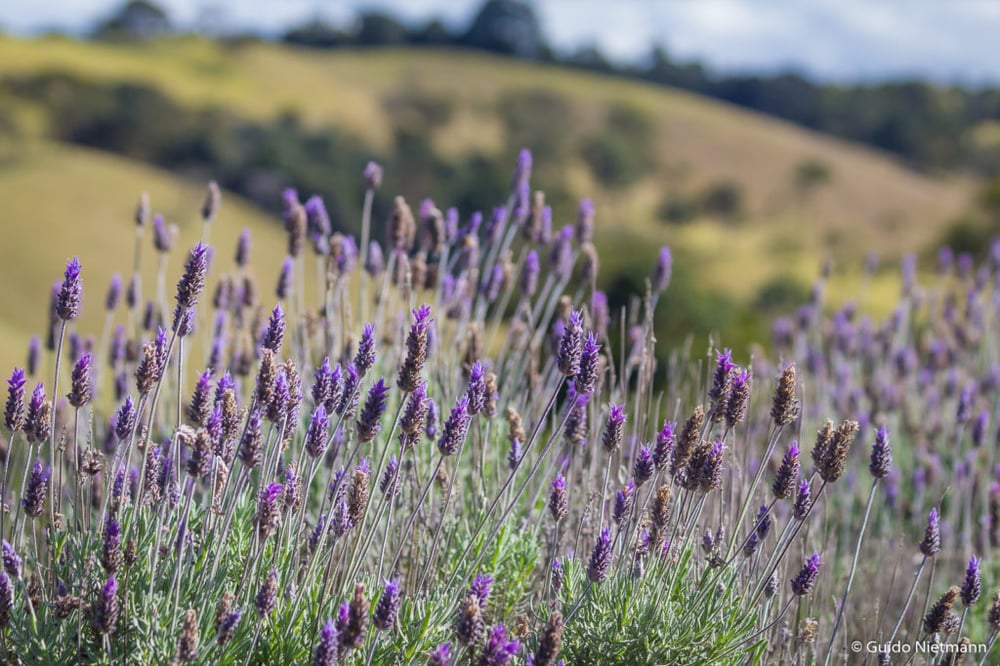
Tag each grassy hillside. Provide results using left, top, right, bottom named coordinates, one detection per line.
left=0, top=140, right=289, bottom=372
left=0, top=35, right=978, bottom=357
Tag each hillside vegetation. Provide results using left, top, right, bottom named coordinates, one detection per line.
left=0, top=35, right=977, bottom=356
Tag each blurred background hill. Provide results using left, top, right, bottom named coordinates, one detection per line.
left=1, top=0, right=999, bottom=370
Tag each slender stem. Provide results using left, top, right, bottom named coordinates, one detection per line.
left=823, top=479, right=879, bottom=664
left=887, top=556, right=927, bottom=643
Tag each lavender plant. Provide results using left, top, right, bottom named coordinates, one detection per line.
left=0, top=153, right=998, bottom=666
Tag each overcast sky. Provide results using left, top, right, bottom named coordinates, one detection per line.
left=2, top=0, right=999, bottom=84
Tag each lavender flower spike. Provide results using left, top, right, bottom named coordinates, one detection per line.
left=919, top=508, right=941, bottom=557
left=94, top=575, right=120, bottom=634
left=374, top=579, right=402, bottom=631
left=961, top=555, right=981, bottom=606
left=22, top=459, right=49, bottom=518
left=354, top=323, right=377, bottom=377
left=313, top=619, right=339, bottom=666
left=1, top=541, right=21, bottom=580
left=790, top=552, right=822, bottom=596
left=438, top=395, right=471, bottom=456
left=587, top=527, right=613, bottom=583
left=4, top=368, right=26, bottom=432
left=602, top=404, right=626, bottom=453
left=305, top=404, right=330, bottom=459
left=869, top=425, right=892, bottom=479
left=427, top=642, right=454, bottom=666
left=575, top=334, right=601, bottom=396
left=478, top=623, right=521, bottom=666
left=175, top=243, right=209, bottom=310
left=557, top=310, right=584, bottom=377
left=652, top=246, right=672, bottom=294
left=398, top=305, right=432, bottom=393
left=56, top=257, right=83, bottom=321
left=356, top=378, right=389, bottom=443
left=260, top=304, right=285, bottom=354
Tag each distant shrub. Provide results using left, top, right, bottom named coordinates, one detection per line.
left=656, top=193, right=698, bottom=225
left=794, top=158, right=833, bottom=195
left=700, top=180, right=744, bottom=220
left=581, top=103, right=656, bottom=188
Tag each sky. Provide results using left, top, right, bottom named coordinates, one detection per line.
left=2, top=0, right=999, bottom=84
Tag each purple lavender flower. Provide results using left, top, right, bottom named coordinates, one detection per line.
left=174, top=243, right=208, bottom=313
left=365, top=241, right=384, bottom=278
left=56, top=257, right=83, bottom=320
left=790, top=552, right=822, bottom=596
left=773, top=441, right=801, bottom=500
left=869, top=425, right=892, bottom=479
left=653, top=421, right=674, bottom=470
left=399, top=382, right=429, bottom=449
left=575, top=334, right=601, bottom=396
left=1, top=542, right=21, bottom=580
left=305, top=405, right=330, bottom=459
left=255, top=569, right=278, bottom=617
left=613, top=481, right=635, bottom=525
left=478, top=624, right=520, bottom=666
left=260, top=304, right=285, bottom=355
left=633, top=446, right=655, bottom=485
left=276, top=257, right=294, bottom=300
left=354, top=324, right=377, bottom=377
left=507, top=438, right=522, bottom=470
left=549, top=474, right=568, bottom=523
left=466, top=361, right=488, bottom=416
left=67, top=352, right=93, bottom=408
left=398, top=305, right=433, bottom=393
left=577, top=197, right=595, bottom=243
left=114, top=396, right=136, bottom=442
left=25, top=383, right=49, bottom=445
left=519, top=251, right=540, bottom=298
left=428, top=642, right=453, bottom=666
left=356, top=378, right=389, bottom=443
left=305, top=195, right=331, bottom=241
left=557, top=310, right=584, bottom=377
left=374, top=579, right=401, bottom=631
left=587, top=527, right=613, bottom=582
left=105, top=273, right=122, bottom=312
left=379, top=457, right=401, bottom=497
left=425, top=398, right=439, bottom=439
left=920, top=508, right=941, bottom=557
left=235, top=228, right=251, bottom=267
left=602, top=403, right=626, bottom=454
left=793, top=478, right=812, bottom=520
left=438, top=396, right=471, bottom=456
left=363, top=161, right=383, bottom=189
left=724, top=368, right=751, bottom=429
left=961, top=555, right=981, bottom=606
left=754, top=504, right=772, bottom=540
left=102, top=517, right=122, bottom=574
left=708, top=348, right=735, bottom=403
left=94, top=575, right=120, bottom=634
left=469, top=573, right=493, bottom=609
left=26, top=336, right=40, bottom=377
left=550, top=226, right=574, bottom=281
left=4, top=368, right=26, bottom=432
left=511, top=148, right=532, bottom=191
left=551, top=559, right=564, bottom=593
left=22, top=459, right=49, bottom=518
left=652, top=247, right=672, bottom=294
left=0, top=571, right=10, bottom=629
left=313, top=619, right=339, bottom=666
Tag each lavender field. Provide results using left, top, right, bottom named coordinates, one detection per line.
left=0, top=148, right=998, bottom=665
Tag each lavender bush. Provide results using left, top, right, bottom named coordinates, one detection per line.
left=0, top=151, right=999, bottom=664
